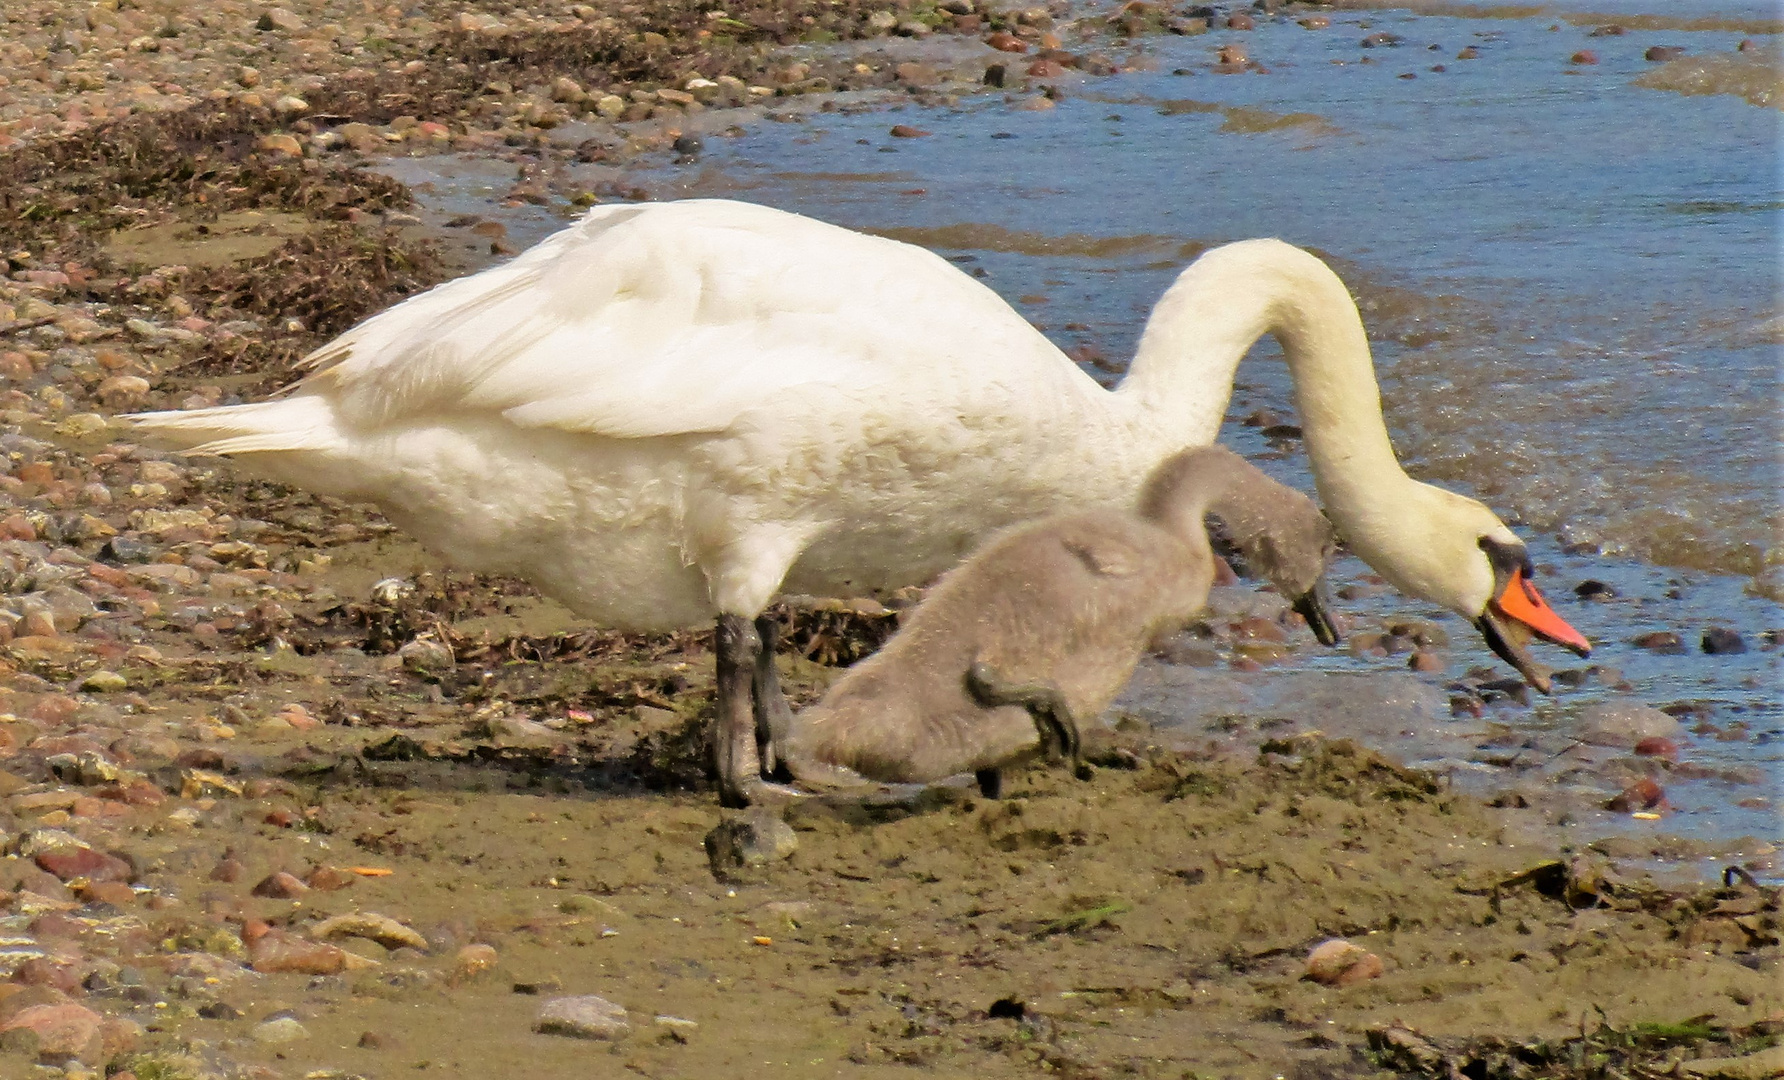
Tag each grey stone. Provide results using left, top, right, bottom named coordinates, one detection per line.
left=1578, top=702, right=1683, bottom=748
left=252, top=1016, right=310, bottom=1044
left=536, top=995, right=629, bottom=1040
left=704, top=808, right=797, bottom=878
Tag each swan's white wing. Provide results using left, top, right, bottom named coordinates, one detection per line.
left=306, top=200, right=1077, bottom=439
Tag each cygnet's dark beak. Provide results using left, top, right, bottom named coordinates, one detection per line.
left=1292, top=580, right=1341, bottom=647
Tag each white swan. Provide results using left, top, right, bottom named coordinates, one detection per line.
left=128, top=198, right=1590, bottom=805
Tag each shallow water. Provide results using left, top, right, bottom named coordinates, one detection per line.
left=374, top=0, right=1780, bottom=874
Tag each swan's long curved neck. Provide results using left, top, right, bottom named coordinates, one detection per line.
left=1115, top=239, right=1415, bottom=538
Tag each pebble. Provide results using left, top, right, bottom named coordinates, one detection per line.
left=0, top=1001, right=103, bottom=1060
left=305, top=865, right=356, bottom=891
left=397, top=637, right=454, bottom=674
left=1304, top=938, right=1384, bottom=986
left=35, top=845, right=132, bottom=885
left=1578, top=702, right=1683, bottom=747
left=1216, top=43, right=1248, bottom=66
left=250, top=928, right=375, bottom=975
left=311, top=912, right=429, bottom=952
left=1700, top=627, right=1746, bottom=654
left=704, top=808, right=798, bottom=878
left=1633, top=737, right=1679, bottom=760
left=1606, top=778, right=1665, bottom=812
left=1631, top=630, right=1685, bottom=653
left=249, top=871, right=310, bottom=898
left=1569, top=50, right=1599, bottom=65
left=536, top=995, right=629, bottom=1040
left=452, top=943, right=500, bottom=984
left=1407, top=649, right=1444, bottom=674
left=1644, top=45, right=1686, bottom=62
left=251, top=1016, right=310, bottom=1044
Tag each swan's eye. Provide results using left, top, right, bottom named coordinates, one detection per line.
left=1477, top=535, right=1533, bottom=578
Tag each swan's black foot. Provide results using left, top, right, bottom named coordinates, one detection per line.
left=965, top=659, right=1084, bottom=772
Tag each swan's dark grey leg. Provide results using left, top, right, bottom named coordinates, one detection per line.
left=966, top=660, right=1089, bottom=779
left=715, top=614, right=761, bottom=808
left=752, top=613, right=795, bottom=779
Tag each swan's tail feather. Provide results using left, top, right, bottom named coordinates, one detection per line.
left=124, top=397, right=345, bottom=457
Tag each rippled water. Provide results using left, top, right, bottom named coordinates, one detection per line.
left=687, top=21, right=1779, bottom=579
left=376, top=0, right=1781, bottom=873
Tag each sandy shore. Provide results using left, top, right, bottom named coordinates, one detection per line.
left=0, top=0, right=1778, bottom=1076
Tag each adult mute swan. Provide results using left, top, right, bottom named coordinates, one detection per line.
left=781, top=445, right=1341, bottom=799
left=128, top=198, right=1589, bottom=807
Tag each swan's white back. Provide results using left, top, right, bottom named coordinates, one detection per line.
left=135, top=200, right=1173, bottom=629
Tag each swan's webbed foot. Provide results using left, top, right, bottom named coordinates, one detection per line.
left=965, top=659, right=1086, bottom=778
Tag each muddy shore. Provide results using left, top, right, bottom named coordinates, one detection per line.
left=0, top=0, right=1779, bottom=1076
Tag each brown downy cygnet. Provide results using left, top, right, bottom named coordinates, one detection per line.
left=781, top=445, right=1341, bottom=797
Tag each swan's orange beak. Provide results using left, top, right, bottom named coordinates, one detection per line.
left=1490, top=567, right=1591, bottom=656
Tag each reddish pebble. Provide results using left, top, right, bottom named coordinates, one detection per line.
left=250, top=871, right=310, bottom=898
left=0, top=1001, right=103, bottom=1059
left=35, top=846, right=132, bottom=884
left=250, top=929, right=357, bottom=975
left=1026, top=59, right=1065, bottom=76
left=1570, top=50, right=1598, bottom=64
left=1408, top=649, right=1445, bottom=673
left=13, top=956, right=84, bottom=993
left=78, top=881, right=135, bottom=908
left=888, top=124, right=931, bottom=138
left=1633, top=737, right=1678, bottom=760
left=264, top=808, right=298, bottom=828
left=1305, top=938, right=1384, bottom=986
left=306, top=865, right=356, bottom=892
left=210, top=857, right=245, bottom=883
left=1606, top=777, right=1665, bottom=812
left=986, top=31, right=1028, bottom=52
left=27, top=694, right=79, bottom=726
left=1226, top=12, right=1254, bottom=29
left=1456, top=46, right=1479, bottom=59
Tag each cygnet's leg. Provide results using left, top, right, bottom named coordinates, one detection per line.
left=966, top=660, right=1091, bottom=781
left=715, top=614, right=803, bottom=807
left=751, top=614, right=796, bottom=778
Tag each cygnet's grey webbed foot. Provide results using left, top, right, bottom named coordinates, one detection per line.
left=751, top=613, right=796, bottom=780
left=965, top=659, right=1087, bottom=778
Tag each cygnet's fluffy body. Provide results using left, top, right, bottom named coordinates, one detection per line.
left=782, top=446, right=1338, bottom=791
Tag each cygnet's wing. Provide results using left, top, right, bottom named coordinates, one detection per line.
left=970, top=518, right=1185, bottom=713
left=300, top=200, right=1092, bottom=439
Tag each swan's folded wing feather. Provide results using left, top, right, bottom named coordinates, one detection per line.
left=305, top=200, right=1074, bottom=440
